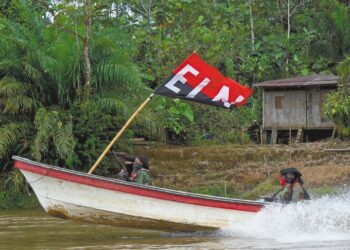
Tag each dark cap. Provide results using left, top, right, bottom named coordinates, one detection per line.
left=138, top=155, right=149, bottom=169
left=280, top=168, right=302, bottom=177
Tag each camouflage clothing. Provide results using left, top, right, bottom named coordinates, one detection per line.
left=131, top=163, right=151, bottom=185
left=276, top=182, right=306, bottom=203
left=134, top=169, right=152, bottom=185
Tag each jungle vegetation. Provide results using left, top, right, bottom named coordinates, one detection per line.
left=0, top=0, right=350, bottom=205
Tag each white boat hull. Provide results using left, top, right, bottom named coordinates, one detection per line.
left=14, top=156, right=266, bottom=232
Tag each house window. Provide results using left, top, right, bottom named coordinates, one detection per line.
left=275, top=96, right=284, bottom=109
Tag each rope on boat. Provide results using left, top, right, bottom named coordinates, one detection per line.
left=26, top=169, right=53, bottom=184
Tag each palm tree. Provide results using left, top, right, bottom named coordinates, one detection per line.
left=0, top=1, right=164, bottom=171
left=310, top=0, right=350, bottom=63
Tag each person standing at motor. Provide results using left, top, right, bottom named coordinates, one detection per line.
left=130, top=156, right=152, bottom=185
left=265, top=168, right=310, bottom=203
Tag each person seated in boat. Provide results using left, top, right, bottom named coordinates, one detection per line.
left=115, top=152, right=135, bottom=181
left=130, top=156, right=152, bottom=185
left=265, top=168, right=310, bottom=203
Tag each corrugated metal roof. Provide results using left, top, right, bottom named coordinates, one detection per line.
left=253, top=75, right=338, bottom=88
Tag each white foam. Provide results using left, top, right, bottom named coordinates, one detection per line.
left=221, top=191, right=350, bottom=243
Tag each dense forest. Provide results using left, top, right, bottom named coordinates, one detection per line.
left=0, top=0, right=350, bottom=201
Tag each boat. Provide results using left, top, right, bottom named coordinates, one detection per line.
left=13, top=155, right=266, bottom=232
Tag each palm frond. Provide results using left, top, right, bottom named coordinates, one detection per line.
left=86, top=97, right=129, bottom=116
left=34, top=107, right=60, bottom=135
left=32, top=107, right=76, bottom=161
left=42, top=30, right=82, bottom=105
left=5, top=169, right=28, bottom=193
left=94, top=55, right=142, bottom=91
left=0, top=58, right=22, bottom=72
left=53, top=119, right=76, bottom=159
left=23, top=62, right=43, bottom=81
left=31, top=133, right=49, bottom=161
left=32, top=107, right=59, bottom=160
left=91, top=29, right=144, bottom=92
left=3, top=96, right=41, bottom=114
left=0, top=77, right=28, bottom=97
left=0, top=122, right=30, bottom=159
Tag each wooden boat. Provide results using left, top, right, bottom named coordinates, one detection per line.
left=13, top=156, right=266, bottom=232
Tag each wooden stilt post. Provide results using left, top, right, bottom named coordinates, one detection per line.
left=288, top=94, right=292, bottom=167
left=272, top=128, right=277, bottom=144
left=88, top=94, right=154, bottom=174
left=240, top=127, right=244, bottom=144
left=296, top=127, right=303, bottom=143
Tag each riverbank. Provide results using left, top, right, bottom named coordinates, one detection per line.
left=1, top=140, right=350, bottom=210
left=135, top=139, right=350, bottom=199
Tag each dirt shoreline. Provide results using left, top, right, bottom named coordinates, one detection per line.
left=135, top=140, right=350, bottom=199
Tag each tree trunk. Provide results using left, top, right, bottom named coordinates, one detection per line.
left=287, top=0, right=290, bottom=39
left=286, top=0, right=290, bottom=75
left=83, top=0, right=92, bottom=91
left=249, top=0, right=255, bottom=51
left=74, top=0, right=81, bottom=92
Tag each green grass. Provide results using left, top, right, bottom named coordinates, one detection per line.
left=240, top=178, right=280, bottom=200
left=189, top=180, right=281, bottom=200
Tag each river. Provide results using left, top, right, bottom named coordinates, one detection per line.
left=1, top=191, right=350, bottom=250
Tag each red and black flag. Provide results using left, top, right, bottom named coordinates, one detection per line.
left=154, top=53, right=253, bottom=109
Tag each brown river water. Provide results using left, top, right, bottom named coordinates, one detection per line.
left=1, top=206, right=350, bottom=250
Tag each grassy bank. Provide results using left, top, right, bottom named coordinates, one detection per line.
left=136, top=140, right=350, bottom=200
left=188, top=177, right=343, bottom=200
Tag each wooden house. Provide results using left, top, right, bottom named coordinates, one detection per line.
left=253, top=75, right=338, bottom=143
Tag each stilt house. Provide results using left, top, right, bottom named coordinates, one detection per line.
left=253, top=75, right=338, bottom=143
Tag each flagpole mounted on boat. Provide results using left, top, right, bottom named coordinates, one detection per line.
left=88, top=93, right=154, bottom=174
left=88, top=52, right=254, bottom=174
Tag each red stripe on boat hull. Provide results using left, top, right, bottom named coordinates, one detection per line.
left=15, top=160, right=263, bottom=213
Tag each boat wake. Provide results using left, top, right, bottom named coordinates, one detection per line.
left=220, top=191, right=350, bottom=243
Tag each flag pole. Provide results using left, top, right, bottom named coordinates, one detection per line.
left=88, top=93, right=154, bottom=174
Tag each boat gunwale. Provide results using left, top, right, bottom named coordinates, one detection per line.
left=12, top=155, right=266, bottom=207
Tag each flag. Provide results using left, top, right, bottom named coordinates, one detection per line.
left=154, top=52, right=253, bottom=109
